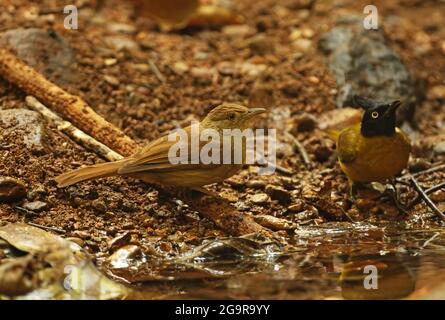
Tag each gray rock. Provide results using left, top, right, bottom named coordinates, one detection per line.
left=0, top=109, right=46, bottom=152
left=22, top=201, right=47, bottom=212
left=318, top=17, right=422, bottom=122
left=0, top=28, right=79, bottom=85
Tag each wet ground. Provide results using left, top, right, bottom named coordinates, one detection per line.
left=0, top=0, right=444, bottom=299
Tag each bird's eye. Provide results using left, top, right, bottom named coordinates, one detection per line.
left=228, top=113, right=236, bottom=120
left=371, top=111, right=379, bottom=119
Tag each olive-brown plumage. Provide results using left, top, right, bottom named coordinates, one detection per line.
left=55, top=104, right=265, bottom=189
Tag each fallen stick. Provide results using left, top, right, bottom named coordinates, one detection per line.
left=26, top=96, right=124, bottom=162
left=0, top=48, right=138, bottom=156
left=285, top=132, right=312, bottom=169
left=409, top=175, right=445, bottom=222
left=0, top=48, right=271, bottom=237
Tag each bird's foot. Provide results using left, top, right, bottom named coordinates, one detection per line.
left=191, top=187, right=220, bottom=198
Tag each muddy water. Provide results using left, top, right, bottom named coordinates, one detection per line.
left=108, top=222, right=445, bottom=299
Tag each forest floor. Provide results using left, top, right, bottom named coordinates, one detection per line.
left=0, top=0, right=444, bottom=299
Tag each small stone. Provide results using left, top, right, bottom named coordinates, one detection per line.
left=172, top=61, right=189, bottom=74
left=191, top=67, right=213, bottom=85
left=248, top=34, right=273, bottom=55
left=434, top=141, right=445, bottom=155
left=290, top=29, right=303, bottom=41
left=246, top=180, right=266, bottom=189
left=107, top=245, right=142, bottom=269
left=72, top=230, right=91, bottom=239
left=293, top=113, right=317, bottom=132
left=0, top=177, right=27, bottom=203
left=314, top=143, right=333, bottom=162
left=293, top=38, right=312, bottom=52
left=108, top=232, right=131, bottom=251
left=104, top=75, right=120, bottom=87
left=225, top=177, right=245, bottom=188
left=240, top=63, right=266, bottom=77
left=281, top=81, right=300, bottom=97
left=302, top=28, right=314, bottom=39
left=254, top=215, right=297, bottom=231
left=250, top=193, right=270, bottom=204
left=308, top=76, right=319, bottom=84
left=287, top=200, right=305, bottom=213
left=22, top=201, right=47, bottom=212
left=27, top=183, right=46, bottom=200
left=222, top=25, right=253, bottom=36
left=104, top=58, right=117, bottom=66
left=91, top=199, right=107, bottom=213
left=105, top=35, right=138, bottom=51
left=107, top=22, right=136, bottom=34
left=159, top=241, right=173, bottom=252
left=265, top=185, right=291, bottom=204
left=430, top=190, right=445, bottom=203
left=427, top=85, right=445, bottom=100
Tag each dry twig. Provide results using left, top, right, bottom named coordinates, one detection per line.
left=26, top=96, right=124, bottom=162
left=409, top=175, right=445, bottom=222
left=285, top=132, right=312, bottom=169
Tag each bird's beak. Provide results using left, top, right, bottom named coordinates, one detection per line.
left=247, top=108, right=266, bottom=117
left=388, top=100, right=401, bottom=113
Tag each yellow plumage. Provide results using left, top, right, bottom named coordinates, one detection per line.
left=336, top=124, right=411, bottom=183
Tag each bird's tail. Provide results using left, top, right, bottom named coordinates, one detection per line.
left=55, top=161, right=125, bottom=187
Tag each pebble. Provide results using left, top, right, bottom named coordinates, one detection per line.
left=104, top=35, right=139, bottom=51
left=287, top=200, right=306, bottom=213
left=108, top=232, right=131, bottom=251
left=254, top=215, right=297, bottom=231
left=104, top=58, right=117, bottom=66
left=103, top=75, right=120, bottom=87
left=293, top=113, right=317, bottom=132
left=107, top=22, right=136, bottom=34
left=248, top=34, right=273, bottom=55
left=107, top=245, right=142, bottom=269
left=72, top=230, right=91, bottom=239
left=427, top=85, right=445, bottom=100
left=240, top=63, right=266, bottom=78
left=91, top=199, right=107, bottom=213
left=281, top=81, right=300, bottom=97
left=172, top=61, right=189, bottom=74
left=293, top=38, right=312, bottom=52
left=434, top=141, right=445, bottom=155
left=430, top=190, right=445, bottom=203
left=0, top=177, right=27, bottom=203
left=246, top=180, right=266, bottom=189
left=250, top=193, right=270, bottom=204
left=222, top=25, right=253, bottom=37
left=22, top=201, right=47, bottom=212
left=265, top=185, right=291, bottom=203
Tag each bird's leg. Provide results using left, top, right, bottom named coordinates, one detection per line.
left=385, top=179, right=409, bottom=215
left=349, top=180, right=359, bottom=201
left=191, top=186, right=220, bottom=198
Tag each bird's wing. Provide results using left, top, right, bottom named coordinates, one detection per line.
left=118, top=125, right=221, bottom=174
left=337, top=126, right=360, bottom=164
